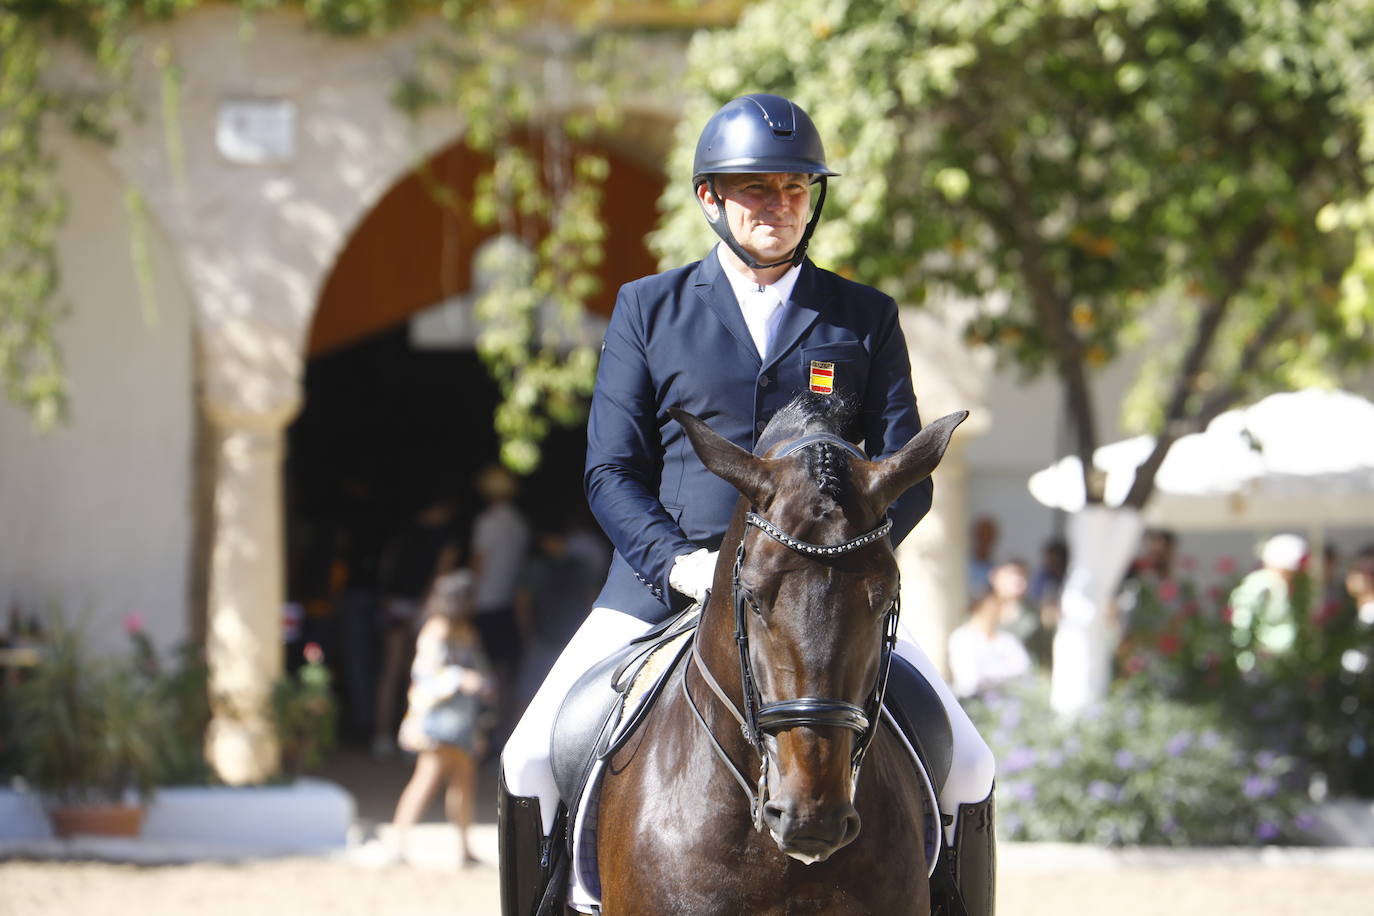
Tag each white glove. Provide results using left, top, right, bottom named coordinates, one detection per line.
left=670, top=548, right=720, bottom=604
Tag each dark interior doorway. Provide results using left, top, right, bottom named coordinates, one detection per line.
left=284, top=325, right=596, bottom=746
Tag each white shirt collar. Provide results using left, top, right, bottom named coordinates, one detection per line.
left=714, top=243, right=802, bottom=307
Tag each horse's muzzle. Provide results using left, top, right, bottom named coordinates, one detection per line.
left=761, top=797, right=862, bottom=864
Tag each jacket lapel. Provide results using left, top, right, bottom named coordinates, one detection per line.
left=762, top=260, right=823, bottom=372
left=694, top=251, right=762, bottom=365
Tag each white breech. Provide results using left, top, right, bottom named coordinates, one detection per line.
left=502, top=606, right=996, bottom=836
left=503, top=607, right=656, bottom=833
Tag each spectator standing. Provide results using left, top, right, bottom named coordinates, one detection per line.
left=389, top=571, right=495, bottom=866
left=372, top=499, right=460, bottom=758
left=967, top=515, right=999, bottom=601
left=948, top=568, right=1033, bottom=698
left=512, top=518, right=603, bottom=713
left=1028, top=537, right=1068, bottom=664
left=1229, top=533, right=1307, bottom=672
left=469, top=465, right=530, bottom=703
left=1345, top=545, right=1374, bottom=627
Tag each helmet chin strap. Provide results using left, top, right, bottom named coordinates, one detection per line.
left=705, top=176, right=829, bottom=272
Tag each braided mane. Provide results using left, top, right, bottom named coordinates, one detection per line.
left=757, top=392, right=859, bottom=505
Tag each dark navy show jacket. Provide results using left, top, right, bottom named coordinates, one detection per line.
left=584, top=250, right=933, bottom=623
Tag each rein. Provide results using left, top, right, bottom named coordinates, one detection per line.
left=683, top=433, right=901, bottom=830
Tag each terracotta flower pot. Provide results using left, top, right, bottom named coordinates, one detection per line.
left=49, top=802, right=145, bottom=838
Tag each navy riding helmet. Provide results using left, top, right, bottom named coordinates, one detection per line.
left=692, top=94, right=840, bottom=270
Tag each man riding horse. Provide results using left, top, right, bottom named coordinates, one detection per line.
left=500, top=93, right=997, bottom=914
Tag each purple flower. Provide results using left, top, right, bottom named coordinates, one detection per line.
left=1243, top=775, right=1276, bottom=799
left=1088, top=780, right=1116, bottom=802
left=1200, top=730, right=1221, bottom=749
left=1161, top=816, right=1179, bottom=836
left=1254, top=750, right=1278, bottom=769
left=1294, top=812, right=1317, bottom=833
left=1165, top=733, right=1193, bottom=757
left=1256, top=820, right=1281, bottom=842
left=1114, top=749, right=1138, bottom=771
left=1006, top=780, right=1037, bottom=802
left=1002, top=747, right=1037, bottom=774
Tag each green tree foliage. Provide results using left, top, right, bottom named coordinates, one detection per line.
left=656, top=0, right=1374, bottom=505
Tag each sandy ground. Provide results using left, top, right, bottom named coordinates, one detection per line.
left=4, top=851, right=1374, bottom=916
left=3, top=751, right=1372, bottom=915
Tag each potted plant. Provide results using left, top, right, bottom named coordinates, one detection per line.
left=271, top=642, right=337, bottom=780
left=9, top=618, right=169, bottom=836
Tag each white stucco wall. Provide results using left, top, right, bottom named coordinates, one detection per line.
left=0, top=134, right=195, bottom=656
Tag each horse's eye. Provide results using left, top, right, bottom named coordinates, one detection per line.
left=743, top=589, right=766, bottom=618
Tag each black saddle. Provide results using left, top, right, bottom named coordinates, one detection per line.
left=550, top=612, right=697, bottom=823
left=882, top=653, right=954, bottom=804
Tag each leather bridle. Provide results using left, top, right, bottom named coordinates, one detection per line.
left=683, top=434, right=901, bottom=829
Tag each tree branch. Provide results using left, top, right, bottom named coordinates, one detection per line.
left=962, top=105, right=1102, bottom=500
left=1121, top=225, right=1283, bottom=508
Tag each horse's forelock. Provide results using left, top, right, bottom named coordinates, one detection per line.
left=755, top=392, right=857, bottom=453
left=756, top=392, right=858, bottom=505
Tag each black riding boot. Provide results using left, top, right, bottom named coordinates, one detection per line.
left=933, top=790, right=996, bottom=916
left=498, top=772, right=567, bottom=916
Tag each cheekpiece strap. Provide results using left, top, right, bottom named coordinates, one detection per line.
left=745, top=512, right=892, bottom=557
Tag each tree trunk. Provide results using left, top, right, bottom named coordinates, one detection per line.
left=1049, top=506, right=1144, bottom=715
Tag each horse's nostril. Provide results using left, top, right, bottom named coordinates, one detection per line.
left=762, top=800, right=792, bottom=834
left=839, top=808, right=862, bottom=845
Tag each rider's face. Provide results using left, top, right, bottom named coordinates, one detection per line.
left=699, top=172, right=812, bottom=264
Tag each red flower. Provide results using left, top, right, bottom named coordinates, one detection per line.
left=1216, top=556, right=1237, bottom=575
left=1312, top=600, right=1341, bottom=628
left=123, top=613, right=146, bottom=635
left=1157, top=633, right=1182, bottom=656
left=1158, top=580, right=1180, bottom=603
left=1178, top=555, right=1197, bottom=573
left=303, top=642, right=325, bottom=665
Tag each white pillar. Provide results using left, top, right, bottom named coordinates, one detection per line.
left=896, top=437, right=973, bottom=674
left=897, top=302, right=993, bottom=676
left=1050, top=506, right=1143, bottom=716
left=202, top=397, right=299, bottom=784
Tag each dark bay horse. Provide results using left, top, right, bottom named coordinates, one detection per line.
left=596, top=396, right=967, bottom=915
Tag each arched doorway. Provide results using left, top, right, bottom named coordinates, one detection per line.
left=284, top=133, right=663, bottom=746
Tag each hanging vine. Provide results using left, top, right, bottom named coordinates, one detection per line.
left=0, top=0, right=667, bottom=472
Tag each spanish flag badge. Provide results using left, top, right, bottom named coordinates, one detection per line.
left=809, top=360, right=835, bottom=395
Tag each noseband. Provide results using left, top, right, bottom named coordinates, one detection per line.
left=683, top=434, right=901, bottom=829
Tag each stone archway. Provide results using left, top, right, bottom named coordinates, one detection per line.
left=97, top=9, right=691, bottom=786
left=285, top=132, right=666, bottom=745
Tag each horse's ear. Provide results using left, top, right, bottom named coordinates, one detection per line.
left=668, top=407, right=771, bottom=504
left=862, top=411, right=969, bottom=511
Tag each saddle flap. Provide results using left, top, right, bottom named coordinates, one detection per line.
left=882, top=653, right=954, bottom=803
left=550, top=622, right=696, bottom=812
left=550, top=648, right=628, bottom=808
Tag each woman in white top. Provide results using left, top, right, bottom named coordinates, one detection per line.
left=948, top=561, right=1034, bottom=697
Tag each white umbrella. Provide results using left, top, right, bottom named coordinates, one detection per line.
left=1028, top=388, right=1374, bottom=531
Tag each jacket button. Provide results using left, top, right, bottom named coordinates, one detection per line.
left=758, top=375, right=771, bottom=388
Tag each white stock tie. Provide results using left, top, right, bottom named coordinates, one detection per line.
left=740, top=284, right=783, bottom=362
